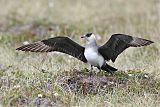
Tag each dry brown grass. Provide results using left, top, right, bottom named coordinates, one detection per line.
left=0, top=0, right=160, bottom=106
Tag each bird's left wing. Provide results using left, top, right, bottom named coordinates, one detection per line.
left=16, top=37, right=87, bottom=63
left=98, top=34, right=154, bottom=62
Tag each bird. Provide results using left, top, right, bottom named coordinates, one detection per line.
left=16, top=33, right=154, bottom=74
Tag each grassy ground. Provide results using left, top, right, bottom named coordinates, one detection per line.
left=0, top=0, right=160, bottom=106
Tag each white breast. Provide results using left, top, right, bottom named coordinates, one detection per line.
left=84, top=47, right=105, bottom=67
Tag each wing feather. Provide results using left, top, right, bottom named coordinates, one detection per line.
left=98, top=34, right=154, bottom=62
left=16, top=37, right=87, bottom=63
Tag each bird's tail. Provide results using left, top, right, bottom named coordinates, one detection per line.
left=101, top=63, right=117, bottom=73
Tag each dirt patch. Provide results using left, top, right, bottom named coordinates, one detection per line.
left=8, top=95, right=62, bottom=107
left=0, top=23, right=53, bottom=36
left=1, top=68, right=159, bottom=106
left=56, top=69, right=129, bottom=95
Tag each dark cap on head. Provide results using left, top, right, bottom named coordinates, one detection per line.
left=85, top=33, right=92, bottom=37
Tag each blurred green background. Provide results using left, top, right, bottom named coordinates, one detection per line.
left=0, top=0, right=160, bottom=106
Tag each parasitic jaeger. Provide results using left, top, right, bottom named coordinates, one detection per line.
left=16, top=33, right=154, bottom=73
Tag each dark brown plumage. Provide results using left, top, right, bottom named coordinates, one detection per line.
left=98, top=34, right=154, bottom=62
left=16, top=37, right=87, bottom=63
left=16, top=33, right=154, bottom=73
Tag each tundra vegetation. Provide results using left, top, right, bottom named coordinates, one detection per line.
left=0, top=0, right=160, bottom=106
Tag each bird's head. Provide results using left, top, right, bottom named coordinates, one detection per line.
left=81, top=33, right=96, bottom=44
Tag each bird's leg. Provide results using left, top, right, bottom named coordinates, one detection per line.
left=97, top=67, right=101, bottom=74
left=99, top=68, right=101, bottom=72
left=90, top=65, right=93, bottom=71
left=89, top=65, right=93, bottom=76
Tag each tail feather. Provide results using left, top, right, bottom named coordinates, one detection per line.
left=101, top=63, right=117, bottom=73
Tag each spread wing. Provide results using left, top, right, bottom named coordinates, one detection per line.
left=16, top=37, right=87, bottom=63
left=98, top=34, right=154, bottom=62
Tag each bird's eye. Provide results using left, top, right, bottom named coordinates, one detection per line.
left=86, top=33, right=92, bottom=37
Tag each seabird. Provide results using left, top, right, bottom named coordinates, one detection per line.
left=16, top=33, right=154, bottom=73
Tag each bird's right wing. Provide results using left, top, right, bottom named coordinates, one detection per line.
left=98, top=34, right=154, bottom=62
left=16, top=37, right=87, bottom=63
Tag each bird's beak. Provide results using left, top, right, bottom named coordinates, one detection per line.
left=81, top=35, right=85, bottom=38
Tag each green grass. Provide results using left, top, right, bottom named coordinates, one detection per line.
left=0, top=0, right=160, bottom=106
